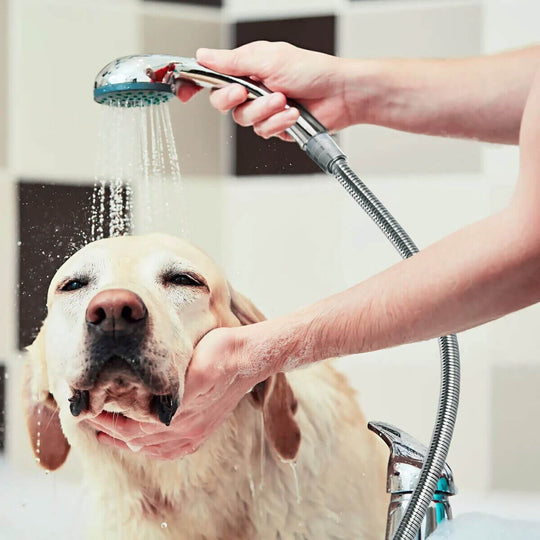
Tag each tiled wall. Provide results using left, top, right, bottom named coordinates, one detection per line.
left=1, top=0, right=539, bottom=506
left=233, top=15, right=335, bottom=176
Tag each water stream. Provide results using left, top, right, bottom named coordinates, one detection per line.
left=91, top=100, right=185, bottom=241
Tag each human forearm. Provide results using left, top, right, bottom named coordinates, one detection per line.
left=236, top=202, right=540, bottom=378
left=345, top=46, right=540, bottom=144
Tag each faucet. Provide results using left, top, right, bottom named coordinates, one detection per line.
left=369, top=421, right=456, bottom=539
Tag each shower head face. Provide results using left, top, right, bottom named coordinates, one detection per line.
left=94, top=82, right=174, bottom=107
left=94, top=55, right=187, bottom=107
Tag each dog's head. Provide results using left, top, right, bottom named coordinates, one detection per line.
left=24, top=233, right=300, bottom=470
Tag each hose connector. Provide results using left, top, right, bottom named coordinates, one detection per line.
left=305, top=133, right=346, bottom=174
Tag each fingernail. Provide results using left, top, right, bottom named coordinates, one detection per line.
left=287, top=107, right=299, bottom=118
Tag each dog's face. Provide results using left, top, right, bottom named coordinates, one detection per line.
left=42, top=233, right=237, bottom=423
left=24, top=234, right=299, bottom=471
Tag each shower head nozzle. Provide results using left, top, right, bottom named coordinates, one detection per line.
left=94, top=82, right=174, bottom=107
left=93, top=55, right=186, bottom=107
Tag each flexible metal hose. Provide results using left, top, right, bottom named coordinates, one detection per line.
left=331, top=157, right=460, bottom=540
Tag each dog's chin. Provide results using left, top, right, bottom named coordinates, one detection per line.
left=70, top=356, right=181, bottom=426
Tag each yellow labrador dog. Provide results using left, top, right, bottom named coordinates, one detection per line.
left=24, top=234, right=389, bottom=539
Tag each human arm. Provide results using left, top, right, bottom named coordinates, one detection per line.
left=183, top=41, right=540, bottom=144
left=97, top=55, right=540, bottom=460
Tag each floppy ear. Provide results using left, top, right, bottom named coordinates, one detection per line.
left=230, top=287, right=301, bottom=462
left=23, top=326, right=70, bottom=471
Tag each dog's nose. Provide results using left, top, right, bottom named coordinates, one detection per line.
left=86, top=289, right=147, bottom=334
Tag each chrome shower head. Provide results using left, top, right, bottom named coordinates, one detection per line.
left=94, top=54, right=345, bottom=172
left=94, top=55, right=188, bottom=107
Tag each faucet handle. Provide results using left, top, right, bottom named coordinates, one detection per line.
left=368, top=421, right=456, bottom=496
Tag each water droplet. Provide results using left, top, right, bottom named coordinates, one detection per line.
left=3, top=372, right=8, bottom=379
left=35, top=457, right=40, bottom=463
left=160, top=522, right=167, bottom=529
left=289, top=462, right=302, bottom=504
left=259, top=413, right=265, bottom=489
left=16, top=241, right=22, bottom=246
left=44, top=470, right=50, bottom=476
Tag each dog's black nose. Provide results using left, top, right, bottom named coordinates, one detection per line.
left=86, top=289, right=147, bottom=334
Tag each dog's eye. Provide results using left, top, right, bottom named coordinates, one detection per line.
left=165, top=273, right=204, bottom=287
left=60, top=279, right=88, bottom=292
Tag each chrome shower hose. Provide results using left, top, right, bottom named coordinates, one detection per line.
left=331, top=157, right=460, bottom=540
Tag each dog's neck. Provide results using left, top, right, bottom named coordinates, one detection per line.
left=83, top=397, right=267, bottom=523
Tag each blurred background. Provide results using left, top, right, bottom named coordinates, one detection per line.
left=1, top=0, right=540, bottom=536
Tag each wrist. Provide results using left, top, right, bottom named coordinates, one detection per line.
left=341, top=57, right=425, bottom=128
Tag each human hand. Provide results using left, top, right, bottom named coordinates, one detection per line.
left=178, top=41, right=359, bottom=141
left=86, top=327, right=264, bottom=460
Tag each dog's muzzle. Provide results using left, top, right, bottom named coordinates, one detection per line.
left=68, top=289, right=179, bottom=426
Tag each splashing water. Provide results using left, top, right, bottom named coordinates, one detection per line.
left=91, top=100, right=186, bottom=241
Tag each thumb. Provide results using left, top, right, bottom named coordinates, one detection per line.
left=196, top=43, right=270, bottom=78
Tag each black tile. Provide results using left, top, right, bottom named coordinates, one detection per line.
left=234, top=15, right=335, bottom=176
left=0, top=365, right=4, bottom=453
left=17, top=182, right=129, bottom=350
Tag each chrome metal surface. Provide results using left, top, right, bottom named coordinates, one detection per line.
left=369, top=422, right=456, bottom=539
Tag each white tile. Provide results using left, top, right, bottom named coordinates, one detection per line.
left=221, top=174, right=348, bottom=317
left=340, top=2, right=483, bottom=176
left=491, top=364, right=540, bottom=491
left=141, top=12, right=226, bottom=176
left=483, top=0, right=540, bottom=53
left=11, top=0, right=139, bottom=179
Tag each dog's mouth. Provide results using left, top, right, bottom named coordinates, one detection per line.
left=69, top=356, right=179, bottom=426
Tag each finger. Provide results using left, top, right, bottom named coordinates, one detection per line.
left=232, top=92, right=287, bottom=127
left=87, top=413, right=162, bottom=440
left=253, top=107, right=300, bottom=139
left=175, top=81, right=202, bottom=103
left=277, top=132, right=294, bottom=142
left=209, top=84, right=248, bottom=112
left=138, top=441, right=194, bottom=461
left=197, top=43, right=271, bottom=78
left=96, top=431, right=130, bottom=451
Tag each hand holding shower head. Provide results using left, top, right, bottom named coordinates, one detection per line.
left=94, top=54, right=344, bottom=172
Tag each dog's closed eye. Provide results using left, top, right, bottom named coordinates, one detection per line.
left=163, top=272, right=206, bottom=288
left=59, top=278, right=89, bottom=292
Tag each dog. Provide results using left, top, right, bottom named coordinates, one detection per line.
left=24, top=233, right=389, bottom=539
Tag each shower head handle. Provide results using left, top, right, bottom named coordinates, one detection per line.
left=94, top=54, right=326, bottom=149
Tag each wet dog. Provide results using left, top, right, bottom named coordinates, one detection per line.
left=24, top=234, right=389, bottom=539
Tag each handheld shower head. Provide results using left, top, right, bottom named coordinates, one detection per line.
left=94, top=54, right=343, bottom=169
left=94, top=55, right=210, bottom=107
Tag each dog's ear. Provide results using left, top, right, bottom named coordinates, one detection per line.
left=250, top=374, right=300, bottom=462
left=229, top=286, right=301, bottom=462
left=23, top=326, right=70, bottom=471
left=229, top=287, right=266, bottom=326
